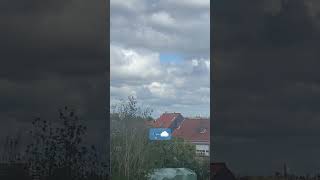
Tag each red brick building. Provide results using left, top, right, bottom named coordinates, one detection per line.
left=173, top=117, right=210, bottom=157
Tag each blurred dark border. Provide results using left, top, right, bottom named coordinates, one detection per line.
left=0, top=0, right=110, bottom=179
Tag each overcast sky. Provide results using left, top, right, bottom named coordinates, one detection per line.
left=110, top=0, right=210, bottom=118
left=3, top=0, right=320, bottom=176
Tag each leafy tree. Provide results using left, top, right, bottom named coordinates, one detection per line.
left=148, top=138, right=209, bottom=180
left=111, top=96, right=210, bottom=180
left=25, top=106, right=108, bottom=180
left=111, top=96, right=153, bottom=180
left=148, top=138, right=196, bottom=168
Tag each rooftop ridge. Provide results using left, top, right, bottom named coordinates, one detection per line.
left=185, top=116, right=209, bottom=120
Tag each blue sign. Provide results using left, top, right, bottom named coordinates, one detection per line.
left=149, top=128, right=172, bottom=140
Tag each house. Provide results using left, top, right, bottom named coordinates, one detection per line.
left=150, top=112, right=184, bottom=131
left=148, top=113, right=210, bottom=157
left=172, top=117, right=210, bottom=157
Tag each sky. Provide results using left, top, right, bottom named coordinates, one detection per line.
left=212, top=0, right=320, bottom=175
left=2, top=0, right=320, bottom=176
left=110, top=0, right=210, bottom=118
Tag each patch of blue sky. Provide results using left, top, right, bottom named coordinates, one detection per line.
left=159, top=53, right=184, bottom=64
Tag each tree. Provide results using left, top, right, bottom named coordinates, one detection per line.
left=111, top=96, right=153, bottom=180
left=148, top=138, right=210, bottom=180
left=25, top=106, right=108, bottom=180
left=111, top=96, right=210, bottom=180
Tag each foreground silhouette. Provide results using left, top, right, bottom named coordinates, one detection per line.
left=0, top=106, right=109, bottom=180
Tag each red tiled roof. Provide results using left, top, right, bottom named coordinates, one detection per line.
left=172, top=118, right=210, bottom=142
left=151, top=113, right=182, bottom=128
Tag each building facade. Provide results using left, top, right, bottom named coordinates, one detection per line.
left=173, top=117, right=210, bottom=157
left=150, top=113, right=210, bottom=157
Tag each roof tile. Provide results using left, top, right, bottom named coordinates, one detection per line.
left=172, top=118, right=210, bottom=142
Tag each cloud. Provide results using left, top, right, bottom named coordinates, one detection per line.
left=145, top=82, right=176, bottom=98
left=157, top=0, right=210, bottom=12
left=110, top=0, right=146, bottom=13
left=150, top=11, right=176, bottom=28
left=110, top=32, right=210, bottom=117
left=110, top=0, right=209, bottom=58
left=110, top=45, right=210, bottom=117
left=160, top=131, right=169, bottom=137
left=111, top=45, right=162, bottom=81
left=111, top=86, right=137, bottom=98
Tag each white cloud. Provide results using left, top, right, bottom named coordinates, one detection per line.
left=110, top=0, right=210, bottom=117
left=205, top=60, right=210, bottom=70
left=145, top=82, right=176, bottom=98
left=110, top=45, right=162, bottom=80
left=150, top=11, right=176, bottom=28
left=192, top=59, right=199, bottom=67
left=160, top=131, right=169, bottom=137
left=110, top=0, right=146, bottom=12
left=133, top=26, right=179, bottom=48
left=110, top=86, right=137, bottom=97
left=110, top=47, right=210, bottom=117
